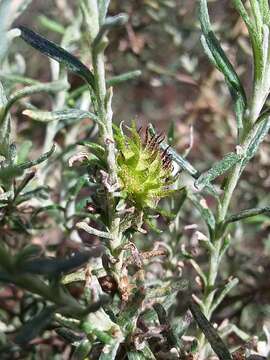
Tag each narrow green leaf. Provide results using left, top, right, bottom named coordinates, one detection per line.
left=78, top=140, right=105, bottom=160
left=211, top=278, right=239, bottom=314
left=249, top=0, right=263, bottom=39
left=0, top=242, right=12, bottom=270
left=232, top=1, right=254, bottom=35
left=144, top=280, right=189, bottom=311
left=18, top=144, right=55, bottom=170
left=188, top=192, right=215, bottom=232
left=260, top=0, right=270, bottom=26
left=80, top=0, right=99, bottom=42
left=195, top=152, right=242, bottom=190
left=232, top=0, right=264, bottom=82
left=242, top=110, right=270, bottom=166
left=13, top=170, right=36, bottom=200
left=199, top=0, right=247, bottom=129
left=225, top=206, right=270, bottom=225
left=38, top=15, right=65, bottom=34
left=23, top=108, right=98, bottom=123
left=6, top=80, right=68, bottom=116
left=81, top=322, right=114, bottom=345
left=18, top=26, right=95, bottom=89
left=0, top=71, right=39, bottom=85
left=106, top=70, right=141, bottom=87
left=189, top=300, right=232, bottom=360
left=14, top=306, right=56, bottom=345
left=19, top=249, right=103, bottom=275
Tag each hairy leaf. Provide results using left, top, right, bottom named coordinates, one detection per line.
left=188, top=192, right=215, bottom=232
left=232, top=0, right=264, bottom=83
left=200, top=0, right=247, bottom=130
left=195, top=152, right=242, bottom=190
left=23, top=108, right=98, bottom=123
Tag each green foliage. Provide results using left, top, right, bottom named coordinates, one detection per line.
left=199, top=0, right=247, bottom=133
left=0, top=0, right=269, bottom=359
left=18, top=26, right=96, bottom=89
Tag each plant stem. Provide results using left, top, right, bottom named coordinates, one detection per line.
left=198, top=90, right=268, bottom=355
left=86, top=0, right=123, bottom=283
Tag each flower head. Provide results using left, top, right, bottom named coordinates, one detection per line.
left=115, top=123, right=176, bottom=209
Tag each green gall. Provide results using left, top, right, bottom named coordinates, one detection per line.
left=114, top=123, right=176, bottom=209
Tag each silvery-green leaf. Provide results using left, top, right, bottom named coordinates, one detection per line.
left=6, top=80, right=69, bottom=116
left=200, top=0, right=247, bottom=130
left=232, top=0, right=263, bottom=82
left=243, top=112, right=270, bottom=164
left=188, top=192, right=215, bottom=232
left=23, top=108, right=98, bottom=123
left=107, top=70, right=141, bottom=87
left=259, top=0, right=270, bottom=26
left=211, top=277, right=239, bottom=313
left=0, top=145, right=55, bottom=187
left=195, top=152, right=242, bottom=190
left=18, top=144, right=55, bottom=170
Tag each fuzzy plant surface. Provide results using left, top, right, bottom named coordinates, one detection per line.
left=115, top=124, right=176, bottom=209
left=0, top=0, right=269, bottom=359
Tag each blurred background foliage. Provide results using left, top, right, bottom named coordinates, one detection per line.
left=0, top=0, right=269, bottom=358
